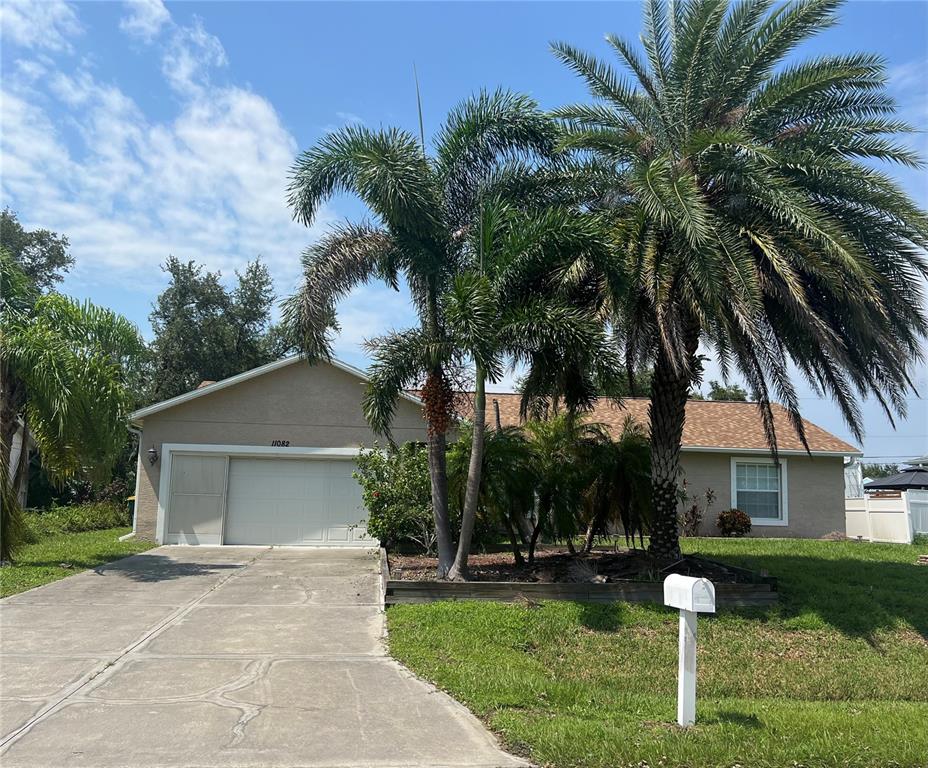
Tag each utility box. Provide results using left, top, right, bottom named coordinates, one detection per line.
left=663, top=574, right=716, bottom=614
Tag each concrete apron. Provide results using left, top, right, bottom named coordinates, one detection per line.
left=0, top=546, right=526, bottom=768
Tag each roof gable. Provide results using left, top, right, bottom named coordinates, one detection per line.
left=130, top=356, right=422, bottom=422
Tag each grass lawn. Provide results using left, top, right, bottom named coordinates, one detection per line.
left=0, top=527, right=155, bottom=598
left=387, top=538, right=928, bottom=768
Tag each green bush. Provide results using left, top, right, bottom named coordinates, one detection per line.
left=716, top=507, right=752, bottom=537
left=354, top=443, right=439, bottom=552
left=25, top=502, right=130, bottom=539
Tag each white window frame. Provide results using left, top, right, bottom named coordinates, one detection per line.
left=730, top=456, right=789, bottom=527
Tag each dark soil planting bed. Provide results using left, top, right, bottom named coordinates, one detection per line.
left=384, top=547, right=778, bottom=607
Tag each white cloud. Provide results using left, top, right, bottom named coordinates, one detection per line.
left=0, top=0, right=82, bottom=52
left=1, top=15, right=336, bottom=315
left=119, top=0, right=170, bottom=42
left=161, top=17, right=227, bottom=96
left=1, top=4, right=416, bottom=362
left=335, top=111, right=364, bottom=124
left=889, top=59, right=928, bottom=99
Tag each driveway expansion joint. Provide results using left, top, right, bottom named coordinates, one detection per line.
left=0, top=546, right=527, bottom=768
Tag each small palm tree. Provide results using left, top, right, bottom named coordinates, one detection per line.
left=581, top=416, right=652, bottom=551
left=523, top=414, right=609, bottom=563
left=285, top=90, right=557, bottom=576
left=553, top=0, right=928, bottom=557
left=448, top=423, right=537, bottom=564
left=1, top=251, right=143, bottom=560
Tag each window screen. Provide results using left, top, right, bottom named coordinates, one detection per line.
left=735, top=462, right=781, bottom=520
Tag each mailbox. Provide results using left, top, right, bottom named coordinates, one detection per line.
left=663, top=574, right=716, bottom=614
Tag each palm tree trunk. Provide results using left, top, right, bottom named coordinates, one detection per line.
left=428, top=430, right=454, bottom=578
left=647, top=325, right=699, bottom=559
left=0, top=364, right=24, bottom=486
left=527, top=495, right=549, bottom=565
left=448, top=367, right=486, bottom=581
left=12, top=417, right=30, bottom=507
left=505, top=515, right=524, bottom=565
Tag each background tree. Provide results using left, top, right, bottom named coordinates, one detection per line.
left=554, top=0, right=928, bottom=558
left=522, top=414, right=607, bottom=563
left=0, top=251, right=143, bottom=560
left=707, top=380, right=749, bottom=401
left=285, top=90, right=558, bottom=577
left=0, top=209, right=73, bottom=292
left=146, top=256, right=280, bottom=401
left=861, top=462, right=900, bottom=479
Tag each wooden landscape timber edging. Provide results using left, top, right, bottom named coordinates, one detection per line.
left=381, top=556, right=778, bottom=608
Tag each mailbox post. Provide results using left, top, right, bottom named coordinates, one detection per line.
left=663, top=574, right=716, bottom=727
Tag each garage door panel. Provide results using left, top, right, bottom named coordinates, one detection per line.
left=171, top=455, right=227, bottom=495
left=167, top=455, right=227, bottom=544
left=223, top=457, right=367, bottom=546
left=168, top=495, right=224, bottom=535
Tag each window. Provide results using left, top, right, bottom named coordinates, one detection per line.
left=731, top=458, right=788, bottom=525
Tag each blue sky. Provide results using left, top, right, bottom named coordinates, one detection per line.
left=1, top=0, right=926, bottom=461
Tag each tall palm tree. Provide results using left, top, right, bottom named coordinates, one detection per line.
left=0, top=251, right=143, bottom=560
left=285, top=90, right=558, bottom=576
left=553, top=0, right=928, bottom=557
left=442, top=200, right=621, bottom=578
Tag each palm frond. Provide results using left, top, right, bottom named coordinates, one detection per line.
left=281, top=223, right=397, bottom=360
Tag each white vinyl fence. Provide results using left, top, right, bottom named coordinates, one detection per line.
left=845, top=489, right=928, bottom=544
left=910, top=490, right=928, bottom=536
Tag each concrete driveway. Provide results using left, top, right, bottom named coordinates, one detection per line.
left=0, top=546, right=525, bottom=768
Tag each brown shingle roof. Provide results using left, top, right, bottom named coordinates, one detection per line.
left=477, top=394, right=860, bottom=455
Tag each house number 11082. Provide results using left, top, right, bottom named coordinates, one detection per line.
left=270, top=440, right=290, bottom=447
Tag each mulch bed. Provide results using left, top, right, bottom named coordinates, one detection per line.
left=389, top=546, right=768, bottom=585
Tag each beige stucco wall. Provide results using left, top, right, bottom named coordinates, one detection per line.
left=134, top=360, right=429, bottom=541
left=680, top=451, right=846, bottom=538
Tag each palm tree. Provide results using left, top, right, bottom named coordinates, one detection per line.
left=553, top=0, right=928, bottom=557
left=581, top=416, right=652, bottom=551
left=285, top=90, right=558, bottom=576
left=523, top=414, right=609, bottom=563
left=442, top=200, right=621, bottom=578
left=0, top=251, right=143, bottom=560
left=447, top=423, right=537, bottom=564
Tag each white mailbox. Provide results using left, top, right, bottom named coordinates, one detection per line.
left=663, top=574, right=716, bottom=614
left=663, top=574, right=716, bottom=727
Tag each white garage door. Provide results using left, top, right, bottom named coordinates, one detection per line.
left=224, top=458, right=368, bottom=546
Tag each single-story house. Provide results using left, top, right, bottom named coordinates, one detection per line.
left=130, top=357, right=428, bottom=546
left=485, top=394, right=861, bottom=538
left=129, top=356, right=860, bottom=546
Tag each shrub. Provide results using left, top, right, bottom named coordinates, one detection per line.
left=25, top=502, right=130, bottom=539
left=95, top=478, right=133, bottom=505
left=716, top=507, right=752, bottom=537
left=680, top=487, right=716, bottom=537
left=354, top=443, right=439, bottom=553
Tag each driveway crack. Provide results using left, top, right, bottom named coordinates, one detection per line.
left=0, top=548, right=272, bottom=752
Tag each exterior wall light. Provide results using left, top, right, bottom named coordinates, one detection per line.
left=147, top=445, right=159, bottom=465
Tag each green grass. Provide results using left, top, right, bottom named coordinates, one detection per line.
left=387, top=538, right=928, bottom=768
left=0, top=527, right=155, bottom=598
